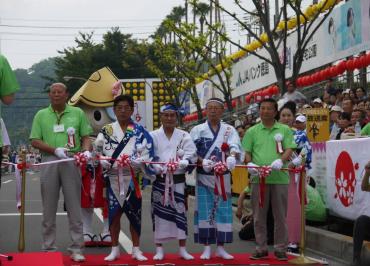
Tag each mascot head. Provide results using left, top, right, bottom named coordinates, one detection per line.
left=68, top=67, right=124, bottom=135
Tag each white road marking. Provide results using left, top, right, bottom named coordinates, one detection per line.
left=0, top=212, right=67, bottom=216
left=2, top=180, right=12, bottom=184
left=93, top=209, right=133, bottom=254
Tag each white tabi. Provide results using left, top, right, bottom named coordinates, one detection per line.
left=97, top=120, right=155, bottom=236
left=190, top=121, right=242, bottom=245
left=150, top=126, right=197, bottom=244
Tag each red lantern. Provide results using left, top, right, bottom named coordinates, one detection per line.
left=300, top=76, right=307, bottom=86
left=346, top=59, right=356, bottom=71
left=231, top=99, right=237, bottom=108
left=353, top=57, right=362, bottom=69
left=191, top=113, right=197, bottom=121
left=307, top=75, right=314, bottom=85
left=359, top=55, right=367, bottom=68
left=366, top=53, right=370, bottom=65
left=296, top=78, right=302, bottom=87
left=271, top=85, right=279, bottom=95
left=267, top=86, right=274, bottom=95
left=313, top=72, right=321, bottom=83
left=245, top=95, right=250, bottom=103
left=336, top=61, right=347, bottom=74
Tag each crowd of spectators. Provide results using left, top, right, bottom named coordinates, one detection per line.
left=234, top=81, right=370, bottom=141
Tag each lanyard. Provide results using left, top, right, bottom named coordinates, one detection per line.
left=54, top=111, right=65, bottom=125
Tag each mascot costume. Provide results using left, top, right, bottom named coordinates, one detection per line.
left=69, top=67, right=124, bottom=247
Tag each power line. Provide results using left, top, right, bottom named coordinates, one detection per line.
left=0, top=24, right=157, bottom=30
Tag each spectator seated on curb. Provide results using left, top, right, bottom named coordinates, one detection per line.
left=305, top=182, right=327, bottom=226
left=352, top=161, right=370, bottom=266
left=236, top=186, right=274, bottom=245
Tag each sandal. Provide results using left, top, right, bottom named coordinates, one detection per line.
left=99, top=233, right=112, bottom=247
left=83, top=233, right=97, bottom=247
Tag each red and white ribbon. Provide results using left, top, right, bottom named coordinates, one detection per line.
left=258, top=166, right=271, bottom=208
left=116, top=154, right=141, bottom=199
left=67, top=127, right=76, bottom=148
left=164, top=159, right=178, bottom=206
left=214, top=161, right=228, bottom=201
left=274, top=133, right=284, bottom=154
left=74, top=152, right=88, bottom=177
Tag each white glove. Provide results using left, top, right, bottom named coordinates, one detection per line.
left=178, top=159, right=189, bottom=170
left=226, top=156, right=236, bottom=171
left=271, top=159, right=283, bottom=170
left=54, top=147, right=68, bottom=159
left=82, top=150, right=92, bottom=159
left=247, top=162, right=259, bottom=176
left=151, top=163, right=164, bottom=174
left=202, top=159, right=214, bottom=173
left=100, top=159, right=111, bottom=169
left=292, top=156, right=302, bottom=167
left=131, top=157, right=144, bottom=169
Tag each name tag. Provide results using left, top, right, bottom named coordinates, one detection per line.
left=53, top=124, right=65, bottom=133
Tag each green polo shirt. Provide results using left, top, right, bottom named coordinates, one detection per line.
left=242, top=121, right=297, bottom=184
left=361, top=123, right=370, bottom=136
left=0, top=55, right=20, bottom=146
left=29, top=104, right=93, bottom=154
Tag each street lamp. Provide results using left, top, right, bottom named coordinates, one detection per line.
left=63, top=76, right=87, bottom=82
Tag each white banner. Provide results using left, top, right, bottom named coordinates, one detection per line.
left=190, top=0, right=370, bottom=109
left=311, top=142, right=328, bottom=205
left=326, top=138, right=370, bottom=220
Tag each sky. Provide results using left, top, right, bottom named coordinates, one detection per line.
left=0, top=0, right=247, bottom=70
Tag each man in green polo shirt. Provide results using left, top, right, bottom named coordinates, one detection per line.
left=0, top=54, right=20, bottom=187
left=242, top=98, right=296, bottom=261
left=30, top=83, right=93, bottom=262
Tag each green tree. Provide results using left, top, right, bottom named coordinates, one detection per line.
left=203, top=0, right=339, bottom=92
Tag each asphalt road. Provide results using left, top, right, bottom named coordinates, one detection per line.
left=0, top=170, right=345, bottom=265
left=0, top=170, right=250, bottom=255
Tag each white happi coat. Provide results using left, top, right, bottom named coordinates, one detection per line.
left=150, top=126, right=197, bottom=175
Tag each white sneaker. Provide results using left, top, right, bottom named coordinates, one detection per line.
left=71, top=253, right=85, bottom=262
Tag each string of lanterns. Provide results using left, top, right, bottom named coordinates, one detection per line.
left=183, top=51, right=370, bottom=123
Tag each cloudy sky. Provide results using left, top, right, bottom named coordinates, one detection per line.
left=0, top=0, right=249, bottom=70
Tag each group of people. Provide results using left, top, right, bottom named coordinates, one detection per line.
left=27, top=80, right=311, bottom=263
left=235, top=81, right=370, bottom=143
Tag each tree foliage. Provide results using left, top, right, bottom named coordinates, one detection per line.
left=53, top=28, right=158, bottom=95
left=202, top=0, right=338, bottom=92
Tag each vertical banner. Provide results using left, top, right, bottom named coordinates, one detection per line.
left=305, top=108, right=330, bottom=142
left=311, top=142, right=328, bottom=204
left=122, top=81, right=147, bottom=128
left=326, top=138, right=370, bottom=220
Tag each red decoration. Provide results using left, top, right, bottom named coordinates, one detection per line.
left=366, top=53, right=370, bottom=65
left=221, top=142, right=229, bottom=152
left=346, top=59, right=356, bottom=71
left=271, top=85, right=279, bottom=95
left=353, top=57, right=362, bottom=69
left=337, top=61, right=347, bottom=74
left=232, top=99, right=237, bottom=108
left=359, top=56, right=367, bottom=68
left=335, top=151, right=356, bottom=207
